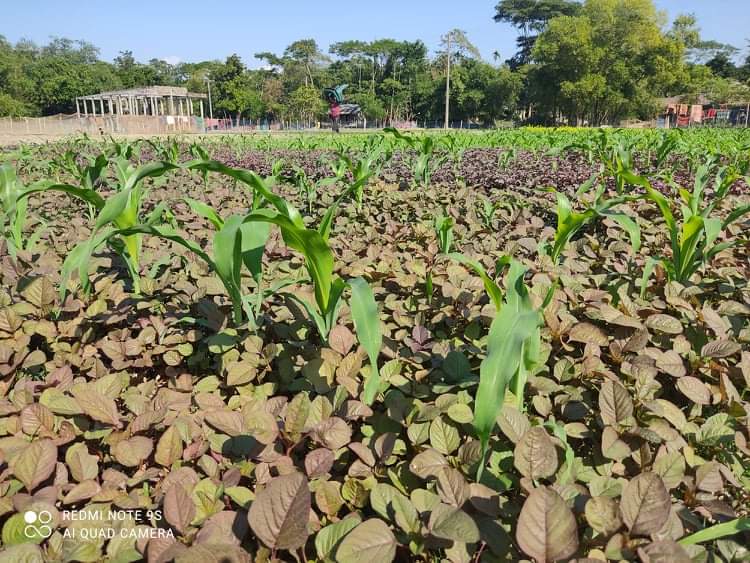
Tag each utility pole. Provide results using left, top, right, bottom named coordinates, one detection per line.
left=444, top=31, right=451, bottom=130
left=205, top=75, right=214, bottom=119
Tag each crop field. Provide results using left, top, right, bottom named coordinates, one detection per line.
left=0, top=127, right=749, bottom=562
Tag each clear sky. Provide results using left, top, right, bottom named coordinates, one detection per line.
left=2, top=0, right=748, bottom=66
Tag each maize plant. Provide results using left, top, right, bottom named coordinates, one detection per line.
left=22, top=161, right=179, bottom=298
left=433, top=211, right=454, bottom=255
left=333, top=151, right=380, bottom=211
left=0, top=164, right=47, bottom=257
left=468, top=258, right=544, bottom=477
left=541, top=185, right=641, bottom=264
left=625, top=160, right=750, bottom=294
left=183, top=161, right=382, bottom=348
left=384, top=128, right=448, bottom=188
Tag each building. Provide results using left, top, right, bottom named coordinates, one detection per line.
left=75, top=86, right=208, bottom=119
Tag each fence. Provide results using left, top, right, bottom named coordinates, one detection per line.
left=0, top=114, right=205, bottom=137
left=0, top=114, right=502, bottom=139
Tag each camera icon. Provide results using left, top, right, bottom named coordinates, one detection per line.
left=23, top=510, right=53, bottom=539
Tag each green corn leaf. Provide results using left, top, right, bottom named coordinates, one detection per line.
left=605, top=212, right=641, bottom=252
left=722, top=203, right=750, bottom=229
left=240, top=219, right=271, bottom=282
left=705, top=239, right=743, bottom=262
left=286, top=293, right=329, bottom=341
left=213, top=215, right=245, bottom=320
left=18, top=182, right=105, bottom=210
left=676, top=215, right=705, bottom=281
left=447, top=253, right=504, bottom=311
left=349, top=278, right=382, bottom=405
left=678, top=518, right=750, bottom=546
left=122, top=161, right=179, bottom=192
left=242, top=211, right=334, bottom=316
left=184, top=160, right=305, bottom=229
left=474, top=306, right=540, bottom=462
left=625, top=171, right=677, bottom=235
left=551, top=191, right=596, bottom=263
left=702, top=217, right=722, bottom=251
left=59, top=229, right=113, bottom=303
left=95, top=187, right=133, bottom=230
left=324, top=278, right=348, bottom=338
left=116, top=225, right=214, bottom=271
left=318, top=182, right=360, bottom=242
left=115, top=223, right=251, bottom=323
left=185, top=197, right=224, bottom=229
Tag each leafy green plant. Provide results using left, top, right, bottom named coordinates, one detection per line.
left=476, top=195, right=515, bottom=229
left=566, top=129, right=635, bottom=194
left=433, top=211, right=454, bottom=255
left=678, top=518, right=750, bottom=546
left=147, top=137, right=181, bottom=163
left=334, top=151, right=380, bottom=211
left=184, top=161, right=381, bottom=352
left=292, top=164, right=344, bottom=216
left=541, top=183, right=640, bottom=264
left=384, top=128, right=448, bottom=188
left=22, top=161, right=178, bottom=297
left=116, top=214, right=262, bottom=326
left=51, top=149, right=108, bottom=220
left=292, top=166, right=318, bottom=215
left=188, top=141, right=211, bottom=187
left=497, top=146, right=517, bottom=169
left=626, top=160, right=750, bottom=295
left=471, top=258, right=542, bottom=476
left=0, top=164, right=47, bottom=256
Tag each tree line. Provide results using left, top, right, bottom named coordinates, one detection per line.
left=1, top=0, right=748, bottom=126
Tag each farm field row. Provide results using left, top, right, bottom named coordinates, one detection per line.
left=0, top=128, right=748, bottom=562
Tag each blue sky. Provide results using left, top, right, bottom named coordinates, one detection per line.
left=2, top=1, right=748, bottom=66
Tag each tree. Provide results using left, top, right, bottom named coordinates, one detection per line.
left=216, top=74, right=263, bottom=123
left=669, top=14, right=738, bottom=64
left=494, top=0, right=581, bottom=67
left=285, top=84, right=325, bottom=125
left=440, top=30, right=480, bottom=128
left=530, top=0, right=687, bottom=125
left=211, top=55, right=246, bottom=118
left=114, top=50, right=158, bottom=88
left=706, top=53, right=738, bottom=79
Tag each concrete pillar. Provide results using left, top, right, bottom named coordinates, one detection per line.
left=99, top=98, right=104, bottom=115
left=76, top=99, right=80, bottom=118
left=200, top=100, right=204, bottom=118
left=91, top=99, right=97, bottom=117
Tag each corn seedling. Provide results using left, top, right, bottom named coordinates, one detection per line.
left=541, top=181, right=641, bottom=264
left=184, top=161, right=383, bottom=353
left=0, top=164, right=48, bottom=257
left=384, top=128, right=448, bottom=188
left=470, top=258, right=543, bottom=478
left=334, top=151, right=380, bottom=211
left=23, top=161, right=178, bottom=297
left=678, top=518, right=750, bottom=546
left=433, top=211, right=454, bottom=255
left=626, top=160, right=750, bottom=295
